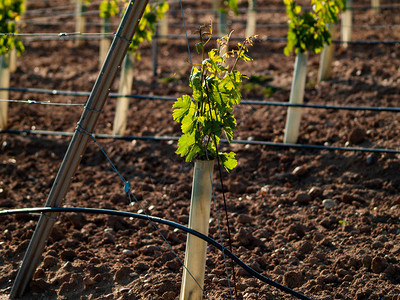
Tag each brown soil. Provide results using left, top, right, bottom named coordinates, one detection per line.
left=1, top=0, right=400, bottom=299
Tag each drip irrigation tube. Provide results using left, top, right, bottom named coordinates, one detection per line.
left=0, top=206, right=312, bottom=300
left=2, top=87, right=400, bottom=113
left=2, top=128, right=400, bottom=154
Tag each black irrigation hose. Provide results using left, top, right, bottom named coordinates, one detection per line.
left=0, top=206, right=312, bottom=300
left=2, top=87, right=400, bottom=113
left=2, top=128, right=400, bottom=154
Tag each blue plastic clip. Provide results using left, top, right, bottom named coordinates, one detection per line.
left=124, top=182, right=131, bottom=193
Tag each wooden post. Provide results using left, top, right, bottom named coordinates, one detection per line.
left=341, top=0, right=352, bottom=48
left=371, top=0, right=380, bottom=14
left=9, top=47, right=17, bottom=73
left=0, top=54, right=10, bottom=129
left=218, top=10, right=228, bottom=36
left=284, top=52, right=308, bottom=144
left=318, top=23, right=337, bottom=82
left=245, top=0, right=257, bottom=37
left=213, top=0, right=219, bottom=19
left=75, top=0, right=86, bottom=46
left=99, top=17, right=111, bottom=69
left=180, top=160, right=214, bottom=300
left=159, top=13, right=169, bottom=43
left=112, top=52, right=135, bottom=136
left=9, top=0, right=149, bottom=297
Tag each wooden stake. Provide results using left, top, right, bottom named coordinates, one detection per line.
left=318, top=23, right=337, bottom=82
left=113, top=52, right=135, bottom=136
left=9, top=48, right=17, bottom=73
left=9, top=1, right=149, bottom=297
left=75, top=0, right=86, bottom=47
left=99, top=17, right=111, bottom=69
left=245, top=0, right=257, bottom=37
left=284, top=52, right=308, bottom=144
left=371, top=0, right=380, bottom=14
left=159, top=15, right=169, bottom=43
left=341, top=0, right=352, bottom=48
left=0, top=54, right=10, bottom=129
left=180, top=160, right=214, bottom=300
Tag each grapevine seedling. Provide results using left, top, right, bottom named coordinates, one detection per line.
left=283, top=0, right=344, bottom=143
left=0, top=0, right=25, bottom=56
left=173, top=24, right=256, bottom=172
left=0, top=0, right=25, bottom=129
left=284, top=0, right=345, bottom=56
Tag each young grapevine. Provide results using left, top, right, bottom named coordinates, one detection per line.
left=173, top=25, right=256, bottom=172
left=0, top=0, right=25, bottom=55
left=98, top=0, right=169, bottom=59
left=284, top=0, right=345, bottom=56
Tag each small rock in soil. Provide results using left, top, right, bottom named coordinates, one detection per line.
left=122, top=249, right=133, bottom=256
left=234, top=228, right=256, bottom=246
left=286, top=223, right=306, bottom=238
left=60, top=249, right=77, bottom=261
left=342, top=193, right=364, bottom=204
left=237, top=214, right=254, bottom=224
left=114, top=266, right=131, bottom=281
left=322, top=199, right=337, bottom=208
left=292, top=166, right=307, bottom=176
left=59, top=281, right=79, bottom=295
left=83, top=276, right=96, bottom=287
left=134, top=262, right=150, bottom=272
left=298, top=241, right=313, bottom=255
left=366, top=154, right=375, bottom=165
left=141, top=245, right=161, bottom=255
left=295, top=192, right=311, bottom=204
left=313, top=232, right=325, bottom=242
left=218, top=278, right=233, bottom=287
left=67, top=213, right=86, bottom=229
left=371, top=256, right=387, bottom=274
left=348, top=127, right=366, bottom=144
left=362, top=255, right=372, bottom=269
left=29, top=278, right=51, bottom=293
left=165, top=259, right=180, bottom=271
left=283, top=271, right=303, bottom=288
left=43, top=255, right=59, bottom=268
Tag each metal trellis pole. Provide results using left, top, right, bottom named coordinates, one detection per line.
left=9, top=0, right=150, bottom=297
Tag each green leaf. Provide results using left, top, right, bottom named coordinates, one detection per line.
left=181, top=111, right=196, bottom=134
left=219, top=152, right=237, bottom=172
left=176, top=132, right=195, bottom=157
left=172, top=95, right=191, bottom=122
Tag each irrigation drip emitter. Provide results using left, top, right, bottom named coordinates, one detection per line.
left=0, top=206, right=312, bottom=300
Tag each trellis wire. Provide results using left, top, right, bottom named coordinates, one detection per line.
left=161, top=4, right=400, bottom=15
left=0, top=207, right=312, bottom=300
left=4, top=30, right=400, bottom=44
left=19, top=9, right=101, bottom=21
left=0, top=99, right=84, bottom=106
left=18, top=19, right=400, bottom=30
left=2, top=87, right=399, bottom=113
left=2, top=129, right=399, bottom=154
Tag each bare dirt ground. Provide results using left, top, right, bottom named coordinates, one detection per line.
left=1, top=0, right=400, bottom=299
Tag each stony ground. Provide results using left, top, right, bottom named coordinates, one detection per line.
left=1, top=0, right=400, bottom=299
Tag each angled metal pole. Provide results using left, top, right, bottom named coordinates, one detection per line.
left=10, top=0, right=149, bottom=297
